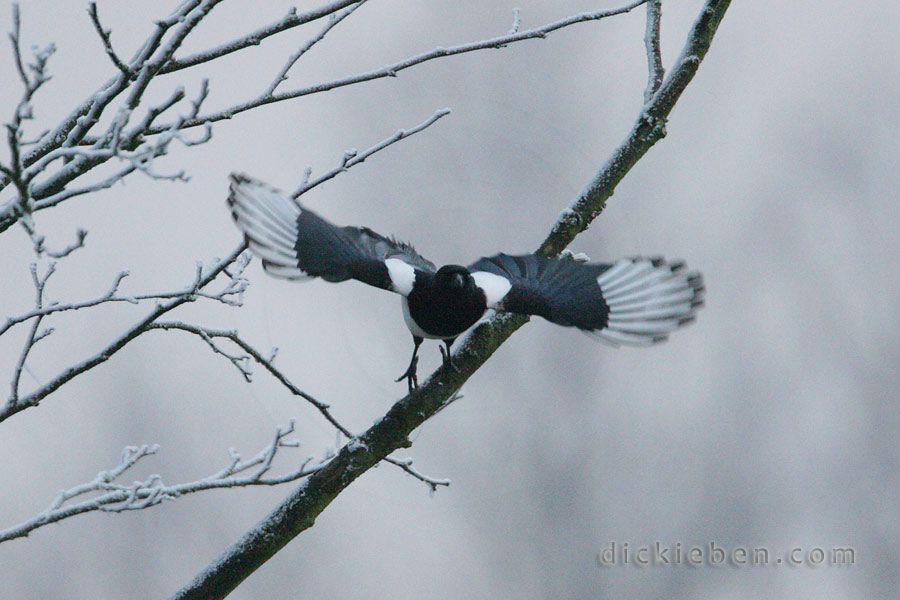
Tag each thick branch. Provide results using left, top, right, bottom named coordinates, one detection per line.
left=171, top=2, right=731, bottom=597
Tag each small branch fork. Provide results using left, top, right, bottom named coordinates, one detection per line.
left=87, top=2, right=133, bottom=78
left=142, top=320, right=451, bottom=491
left=0, top=421, right=326, bottom=543
left=0, top=244, right=250, bottom=423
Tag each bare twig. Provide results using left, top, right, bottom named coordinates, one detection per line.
left=8, top=4, right=28, bottom=87
left=8, top=263, right=55, bottom=407
left=145, top=0, right=649, bottom=135
left=87, top=2, right=134, bottom=77
left=292, top=108, right=451, bottom=198
left=643, top=0, right=664, bottom=103
left=29, top=164, right=137, bottom=211
left=508, top=8, right=522, bottom=35
left=148, top=323, right=255, bottom=382
left=42, top=228, right=87, bottom=258
left=265, top=1, right=367, bottom=96
left=160, top=0, right=366, bottom=74
left=144, top=321, right=448, bottom=490
left=385, top=456, right=451, bottom=493
left=0, top=421, right=327, bottom=543
left=0, top=244, right=248, bottom=423
left=4, top=4, right=56, bottom=215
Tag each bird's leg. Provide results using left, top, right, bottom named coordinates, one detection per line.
left=440, top=338, right=458, bottom=372
left=396, top=335, right=423, bottom=392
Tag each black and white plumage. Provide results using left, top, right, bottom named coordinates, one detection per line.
left=227, top=174, right=705, bottom=390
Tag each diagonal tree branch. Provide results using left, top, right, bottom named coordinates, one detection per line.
left=171, top=1, right=732, bottom=598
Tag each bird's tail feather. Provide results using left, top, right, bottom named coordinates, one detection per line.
left=589, top=257, right=704, bottom=346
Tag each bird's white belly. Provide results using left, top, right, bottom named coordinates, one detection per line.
left=401, top=296, right=444, bottom=339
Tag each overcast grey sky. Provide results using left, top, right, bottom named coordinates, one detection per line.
left=1, top=1, right=898, bottom=598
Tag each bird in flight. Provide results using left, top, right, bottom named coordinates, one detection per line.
left=227, top=173, right=704, bottom=391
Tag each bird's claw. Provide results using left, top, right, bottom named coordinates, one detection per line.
left=439, top=345, right=458, bottom=372
left=396, top=354, right=419, bottom=392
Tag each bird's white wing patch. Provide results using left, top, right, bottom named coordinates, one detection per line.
left=471, top=271, right=512, bottom=308
left=385, top=258, right=416, bottom=296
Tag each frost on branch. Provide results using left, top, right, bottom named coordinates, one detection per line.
left=0, top=421, right=328, bottom=543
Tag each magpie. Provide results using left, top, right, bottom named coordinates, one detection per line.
left=227, top=173, right=704, bottom=390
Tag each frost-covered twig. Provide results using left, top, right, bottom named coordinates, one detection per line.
left=147, top=320, right=351, bottom=432
left=3, top=4, right=55, bottom=211
left=8, top=263, right=55, bottom=407
left=147, top=323, right=254, bottom=382
left=643, top=0, right=664, bottom=103
left=145, top=320, right=449, bottom=491
left=87, top=2, right=133, bottom=77
left=265, top=1, right=368, bottom=96
left=0, top=244, right=248, bottom=423
left=292, top=108, right=451, bottom=198
left=0, top=421, right=327, bottom=543
left=30, top=163, right=137, bottom=211
left=508, top=8, right=522, bottom=35
left=160, top=0, right=366, bottom=74
left=145, top=0, right=650, bottom=136
left=1, top=253, right=248, bottom=341
left=385, top=456, right=451, bottom=493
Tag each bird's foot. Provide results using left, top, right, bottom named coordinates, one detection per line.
left=439, top=345, right=458, bottom=372
left=395, top=355, right=419, bottom=392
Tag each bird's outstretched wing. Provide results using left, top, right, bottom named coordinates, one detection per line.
left=227, top=173, right=434, bottom=295
left=468, top=253, right=704, bottom=346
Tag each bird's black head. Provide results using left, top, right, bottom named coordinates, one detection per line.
left=435, top=264, right=472, bottom=291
